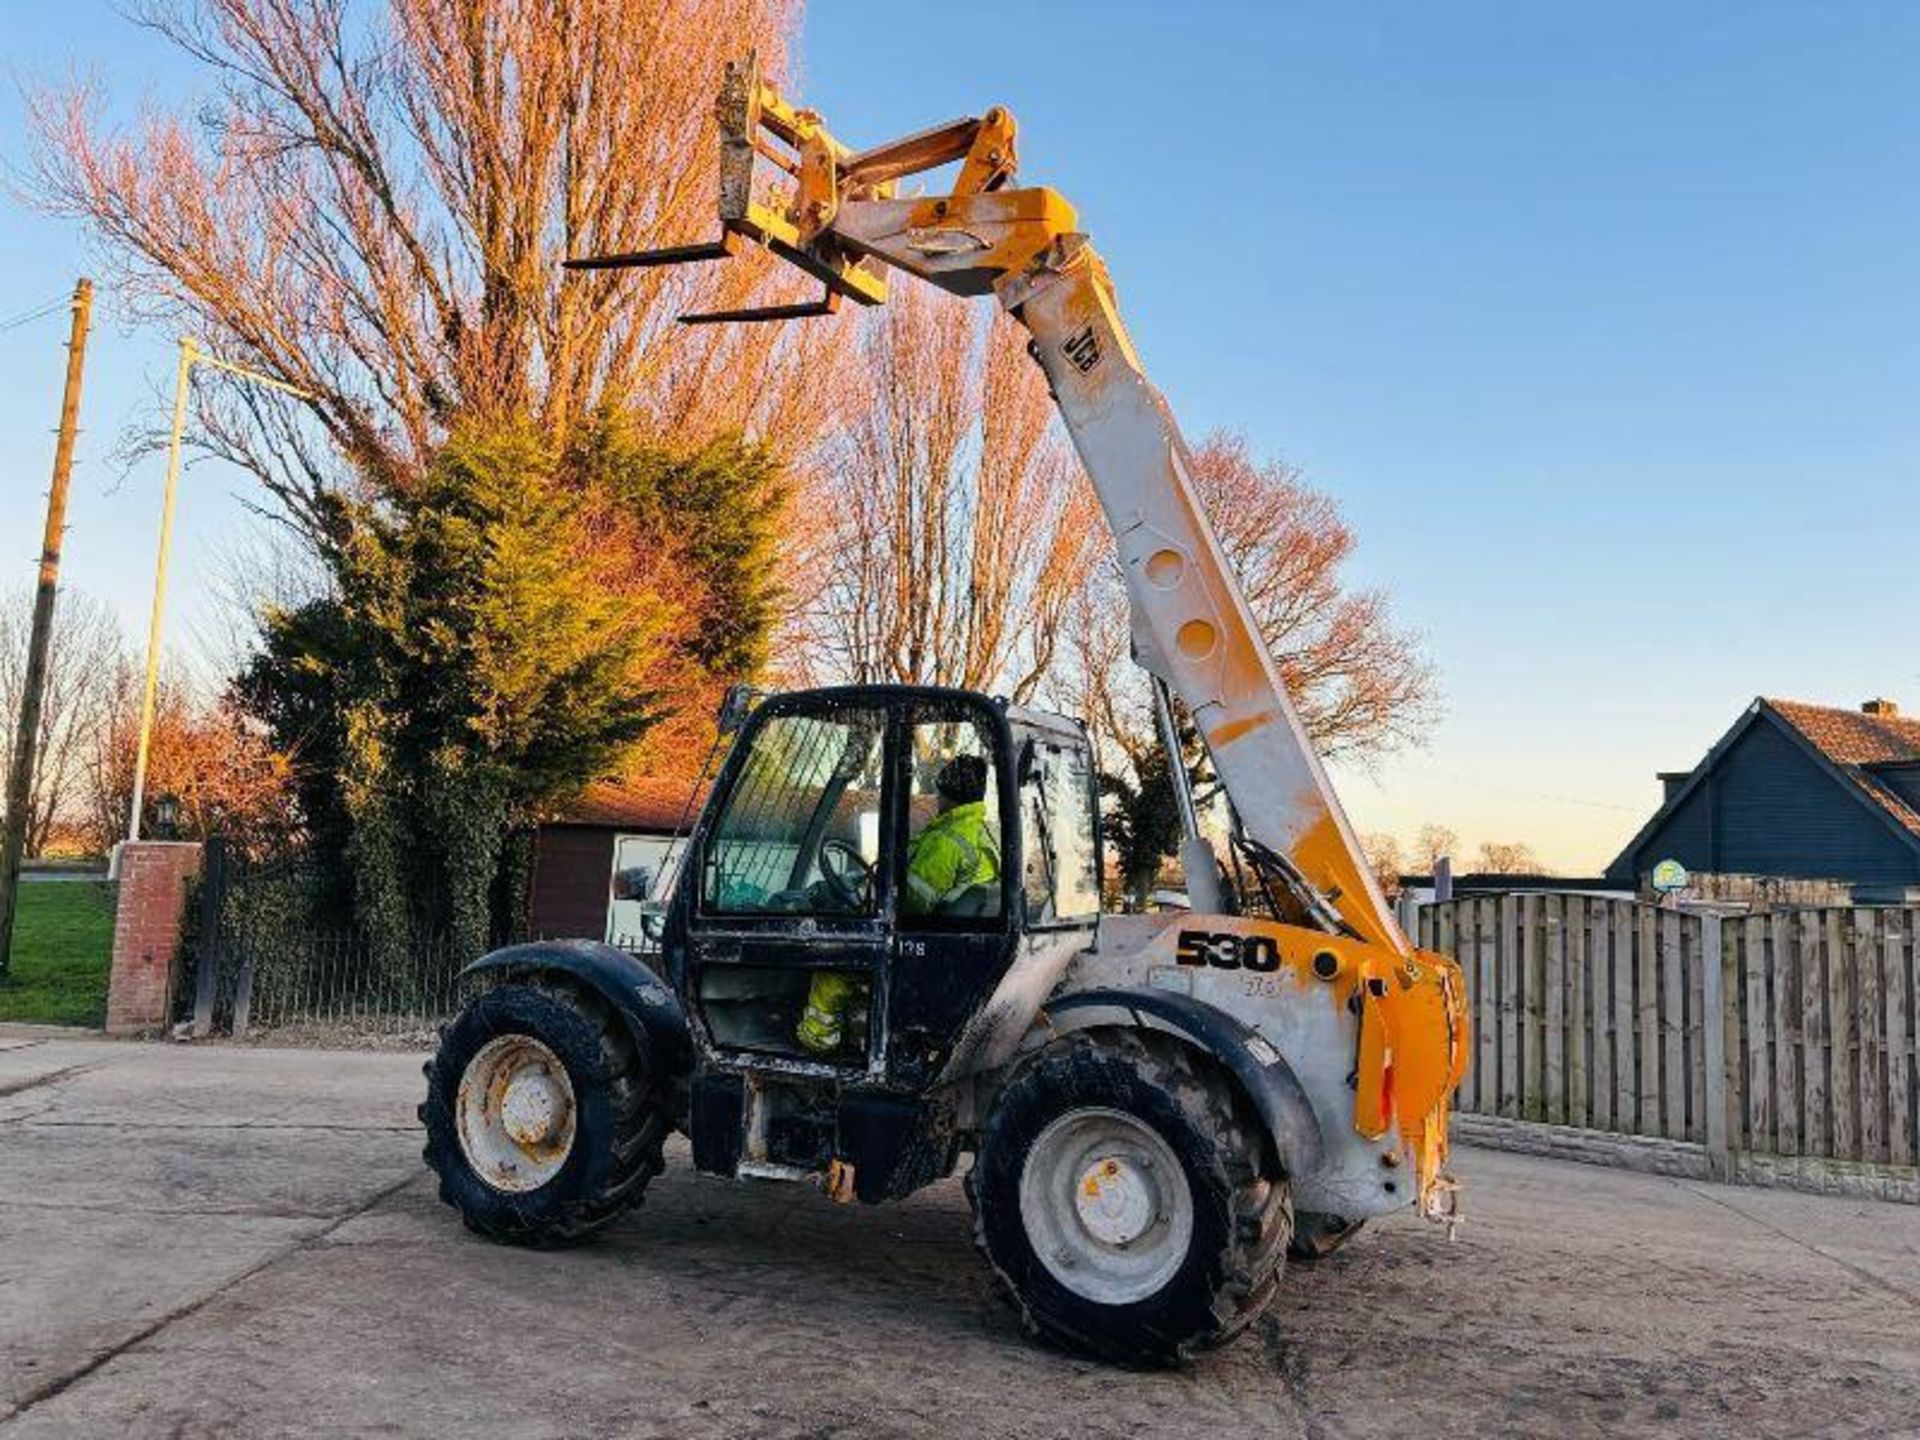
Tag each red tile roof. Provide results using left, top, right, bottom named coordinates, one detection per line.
left=1766, top=699, right=1920, bottom=766
left=551, top=775, right=707, bottom=832
left=1766, top=699, right=1920, bottom=838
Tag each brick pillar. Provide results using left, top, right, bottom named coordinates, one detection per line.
left=106, top=841, right=203, bottom=1036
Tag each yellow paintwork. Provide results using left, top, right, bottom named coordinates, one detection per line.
left=954, top=106, right=1019, bottom=195
left=900, top=188, right=1080, bottom=287
left=1153, top=914, right=1469, bottom=1215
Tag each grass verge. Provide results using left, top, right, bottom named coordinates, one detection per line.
left=0, top=880, right=115, bottom=1027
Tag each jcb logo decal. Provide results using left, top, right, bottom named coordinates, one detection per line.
left=1062, top=325, right=1101, bottom=374
left=1175, top=930, right=1281, bottom=974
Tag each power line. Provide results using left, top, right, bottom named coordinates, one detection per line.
left=0, top=295, right=70, bottom=334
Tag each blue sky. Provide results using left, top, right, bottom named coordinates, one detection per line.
left=1, top=2, right=1915, bottom=871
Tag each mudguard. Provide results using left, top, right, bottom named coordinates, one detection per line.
left=461, top=940, right=693, bottom=1081
left=1041, top=987, right=1325, bottom=1181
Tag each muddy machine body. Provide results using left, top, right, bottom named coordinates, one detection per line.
left=423, top=61, right=1469, bottom=1364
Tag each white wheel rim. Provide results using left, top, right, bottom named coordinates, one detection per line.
left=1018, top=1107, right=1194, bottom=1306
left=456, top=1034, right=578, bottom=1193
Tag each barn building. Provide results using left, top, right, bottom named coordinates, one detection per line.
left=1606, top=698, right=1920, bottom=902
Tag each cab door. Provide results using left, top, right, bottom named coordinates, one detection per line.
left=683, top=696, right=893, bottom=1069
left=884, top=699, right=1018, bottom=1088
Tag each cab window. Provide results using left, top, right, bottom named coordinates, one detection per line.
left=1019, top=737, right=1100, bottom=925
left=702, top=705, right=885, bottom=916
left=901, top=709, right=1003, bottom=924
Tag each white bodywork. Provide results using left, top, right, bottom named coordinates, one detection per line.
left=1081, top=914, right=1409, bottom=1220
left=1014, top=248, right=1401, bottom=946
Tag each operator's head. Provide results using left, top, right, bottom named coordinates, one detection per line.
left=935, top=754, right=989, bottom=811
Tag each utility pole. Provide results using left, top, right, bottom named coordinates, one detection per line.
left=0, top=279, right=94, bottom=979
left=125, top=341, right=311, bottom=847
left=125, top=338, right=197, bottom=849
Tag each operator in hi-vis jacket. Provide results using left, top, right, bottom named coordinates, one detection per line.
left=796, top=755, right=1000, bottom=1055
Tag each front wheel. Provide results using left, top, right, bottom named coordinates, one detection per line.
left=968, top=1031, right=1292, bottom=1366
left=421, top=979, right=665, bottom=1246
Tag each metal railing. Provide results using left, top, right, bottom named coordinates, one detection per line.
left=220, top=930, right=475, bottom=1042
left=184, top=843, right=490, bottom=1044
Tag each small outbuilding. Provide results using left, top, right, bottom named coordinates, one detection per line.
left=527, top=777, right=704, bottom=948
left=1606, top=697, right=1920, bottom=902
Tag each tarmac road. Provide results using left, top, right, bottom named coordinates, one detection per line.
left=1, top=1031, right=1916, bottom=1438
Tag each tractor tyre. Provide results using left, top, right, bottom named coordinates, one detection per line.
left=968, top=1030, right=1292, bottom=1367
left=1289, top=1212, right=1367, bottom=1261
left=421, top=978, right=666, bottom=1246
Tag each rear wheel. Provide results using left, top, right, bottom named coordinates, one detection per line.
left=421, top=979, right=665, bottom=1246
left=968, top=1031, right=1291, bottom=1366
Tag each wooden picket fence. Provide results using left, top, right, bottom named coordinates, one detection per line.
left=1415, top=896, right=1919, bottom=1194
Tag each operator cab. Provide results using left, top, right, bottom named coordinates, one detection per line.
left=663, top=685, right=1101, bottom=1086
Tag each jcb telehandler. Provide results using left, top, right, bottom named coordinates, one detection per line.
left=422, top=58, right=1470, bottom=1366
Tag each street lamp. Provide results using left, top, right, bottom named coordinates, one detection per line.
left=124, top=338, right=315, bottom=848
left=152, top=794, right=180, bottom=842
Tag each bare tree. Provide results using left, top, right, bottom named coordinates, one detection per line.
left=1362, top=832, right=1406, bottom=898
left=1475, top=841, right=1547, bottom=876
left=1410, top=823, right=1460, bottom=877
left=1049, top=433, right=1437, bottom=772
left=32, top=0, right=845, bottom=533
left=793, top=286, right=1100, bottom=702
left=0, top=589, right=124, bottom=856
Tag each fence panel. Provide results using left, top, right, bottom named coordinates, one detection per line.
left=1416, top=896, right=1920, bottom=1192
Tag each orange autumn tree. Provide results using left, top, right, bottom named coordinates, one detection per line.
left=35, top=0, right=836, bottom=947
left=1053, top=433, right=1436, bottom=771
left=82, top=666, right=294, bottom=857
left=1048, top=435, right=1435, bottom=900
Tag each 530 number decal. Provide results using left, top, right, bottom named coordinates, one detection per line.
left=1175, top=930, right=1281, bottom=973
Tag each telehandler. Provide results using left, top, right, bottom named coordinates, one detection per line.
left=422, top=57, right=1470, bottom=1365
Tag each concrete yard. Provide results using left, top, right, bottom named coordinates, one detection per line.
left=0, top=1032, right=1915, bottom=1438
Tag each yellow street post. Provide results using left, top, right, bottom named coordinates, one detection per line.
left=124, top=341, right=314, bottom=847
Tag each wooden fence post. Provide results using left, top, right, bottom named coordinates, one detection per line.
left=1477, top=898, right=1498, bottom=1116
left=1889, top=909, right=1915, bottom=1168
left=1523, top=893, right=1546, bottom=1120
left=1499, top=894, right=1521, bottom=1119
left=1701, top=911, right=1732, bottom=1179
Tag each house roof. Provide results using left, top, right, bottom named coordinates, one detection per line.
left=1766, top=699, right=1920, bottom=840
left=1766, top=699, right=1920, bottom=767
left=550, top=775, right=706, bottom=833
left=1609, top=697, right=1920, bottom=876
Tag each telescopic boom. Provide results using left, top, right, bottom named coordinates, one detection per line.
left=569, top=55, right=1406, bottom=953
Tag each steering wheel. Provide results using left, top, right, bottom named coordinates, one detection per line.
left=816, top=837, right=876, bottom=911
